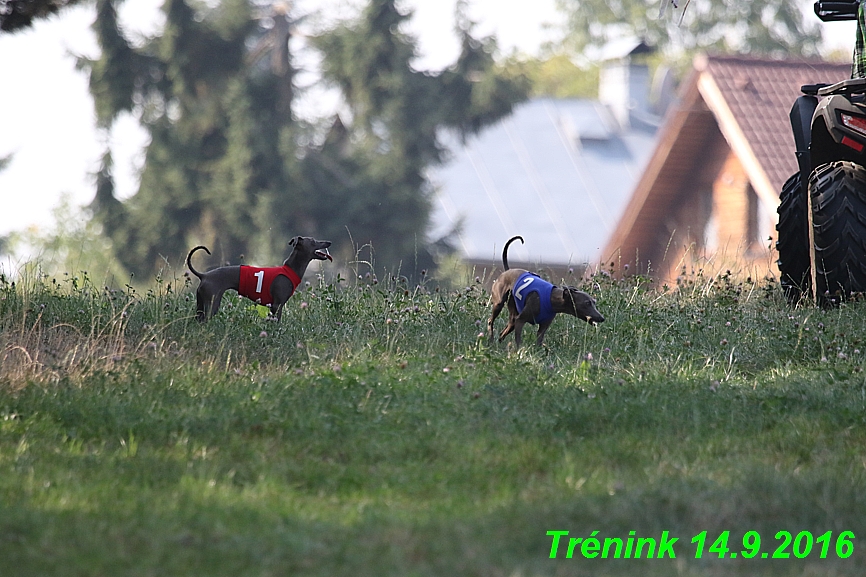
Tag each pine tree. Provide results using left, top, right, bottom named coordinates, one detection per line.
left=84, top=0, right=529, bottom=278
left=85, top=0, right=293, bottom=274
left=310, top=0, right=530, bottom=270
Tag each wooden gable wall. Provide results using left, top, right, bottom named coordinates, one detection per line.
left=599, top=55, right=832, bottom=285
left=651, top=141, right=775, bottom=285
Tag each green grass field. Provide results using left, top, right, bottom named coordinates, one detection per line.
left=1, top=267, right=864, bottom=576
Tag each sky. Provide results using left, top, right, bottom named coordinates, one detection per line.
left=0, top=0, right=857, bottom=261
left=0, top=0, right=564, bottom=249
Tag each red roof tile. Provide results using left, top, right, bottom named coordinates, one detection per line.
left=702, top=55, right=850, bottom=192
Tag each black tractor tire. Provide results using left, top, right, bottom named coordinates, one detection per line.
left=810, top=161, right=866, bottom=302
left=775, top=172, right=810, bottom=302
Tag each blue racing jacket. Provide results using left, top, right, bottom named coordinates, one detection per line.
left=512, top=272, right=555, bottom=325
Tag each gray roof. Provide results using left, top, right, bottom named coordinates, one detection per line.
left=428, top=97, right=658, bottom=267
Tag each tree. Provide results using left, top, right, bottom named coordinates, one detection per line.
left=85, top=0, right=529, bottom=278
left=1, top=194, right=128, bottom=284
left=518, top=54, right=600, bottom=98
left=557, top=0, right=823, bottom=57
left=0, top=0, right=85, bottom=32
left=309, top=0, right=530, bottom=270
left=84, top=0, right=272, bottom=276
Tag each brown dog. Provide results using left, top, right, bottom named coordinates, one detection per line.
left=488, top=235, right=604, bottom=346
left=186, top=236, right=332, bottom=321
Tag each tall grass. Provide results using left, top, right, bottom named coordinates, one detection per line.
left=0, top=265, right=864, bottom=576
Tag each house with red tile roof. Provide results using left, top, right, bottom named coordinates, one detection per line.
left=601, top=54, right=850, bottom=284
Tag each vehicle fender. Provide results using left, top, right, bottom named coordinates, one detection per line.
left=810, top=95, right=866, bottom=168
left=790, top=95, right=817, bottom=189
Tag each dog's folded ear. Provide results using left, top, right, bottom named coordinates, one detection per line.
left=289, top=236, right=299, bottom=246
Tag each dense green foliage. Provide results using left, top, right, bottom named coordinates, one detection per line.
left=557, top=0, right=824, bottom=57
left=82, top=0, right=529, bottom=278
left=1, top=266, right=864, bottom=575
left=515, top=54, right=601, bottom=99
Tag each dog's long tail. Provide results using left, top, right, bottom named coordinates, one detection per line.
left=502, top=235, right=524, bottom=271
left=186, top=245, right=211, bottom=279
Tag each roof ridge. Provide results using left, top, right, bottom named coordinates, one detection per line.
left=702, top=52, right=848, bottom=67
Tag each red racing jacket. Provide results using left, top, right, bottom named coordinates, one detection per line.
left=238, top=264, right=302, bottom=306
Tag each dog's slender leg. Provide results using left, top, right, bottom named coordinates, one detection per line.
left=536, top=320, right=554, bottom=346
left=498, top=320, right=515, bottom=342
left=196, top=293, right=208, bottom=322
left=513, top=320, right=526, bottom=347
left=209, top=291, right=226, bottom=319
left=488, top=300, right=506, bottom=339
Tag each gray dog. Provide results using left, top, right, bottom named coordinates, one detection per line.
left=186, top=236, right=332, bottom=321
left=488, top=235, right=604, bottom=346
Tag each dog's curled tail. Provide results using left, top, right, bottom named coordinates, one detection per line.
left=502, top=235, right=524, bottom=271
left=186, top=245, right=211, bottom=279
